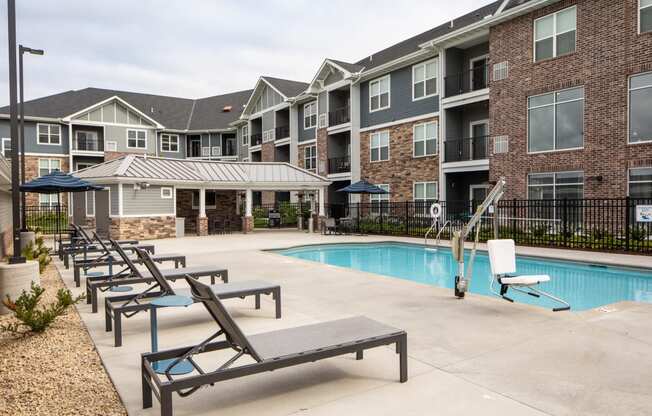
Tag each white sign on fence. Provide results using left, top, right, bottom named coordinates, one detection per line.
left=636, top=205, right=652, bottom=223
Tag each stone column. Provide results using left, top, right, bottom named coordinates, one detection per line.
left=317, top=187, right=326, bottom=232
left=197, top=188, right=208, bottom=236
left=242, top=189, right=254, bottom=234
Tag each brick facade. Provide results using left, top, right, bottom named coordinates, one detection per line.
left=489, top=0, right=652, bottom=199
left=359, top=117, right=440, bottom=202
left=176, top=189, right=240, bottom=234
left=24, top=155, right=69, bottom=205
left=110, top=216, right=176, bottom=240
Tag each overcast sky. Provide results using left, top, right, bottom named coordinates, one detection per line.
left=0, top=0, right=491, bottom=103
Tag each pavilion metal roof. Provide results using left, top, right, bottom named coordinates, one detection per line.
left=74, top=155, right=330, bottom=189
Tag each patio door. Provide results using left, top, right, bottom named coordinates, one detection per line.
left=469, top=184, right=489, bottom=214
left=469, top=121, right=489, bottom=160
left=470, top=56, right=488, bottom=91
left=95, top=189, right=110, bottom=238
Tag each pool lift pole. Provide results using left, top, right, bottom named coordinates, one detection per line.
left=451, top=177, right=506, bottom=298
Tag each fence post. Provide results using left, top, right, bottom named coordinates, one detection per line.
left=405, top=201, right=409, bottom=236
left=625, top=196, right=631, bottom=252
left=562, top=198, right=569, bottom=246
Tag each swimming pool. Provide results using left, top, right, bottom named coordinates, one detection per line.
left=274, top=242, right=652, bottom=311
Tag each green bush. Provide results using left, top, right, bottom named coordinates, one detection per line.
left=279, top=203, right=298, bottom=225
left=1, top=282, right=84, bottom=334
left=629, top=227, right=649, bottom=242
left=21, top=235, right=51, bottom=274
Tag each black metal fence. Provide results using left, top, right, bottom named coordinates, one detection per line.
left=25, top=205, right=69, bottom=234
left=321, top=198, right=652, bottom=254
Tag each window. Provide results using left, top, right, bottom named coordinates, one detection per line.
left=85, top=191, right=95, bottom=216
left=127, top=129, right=147, bottom=148
left=528, top=171, right=584, bottom=200
left=191, top=190, right=217, bottom=209
left=74, top=131, right=100, bottom=151
left=629, top=167, right=652, bottom=199
left=629, top=72, right=652, bottom=143
left=641, top=0, right=652, bottom=33
left=413, top=122, right=438, bottom=157
left=369, top=75, right=390, bottom=112
left=160, top=134, right=179, bottom=152
left=161, top=187, right=173, bottom=199
left=370, top=184, right=390, bottom=215
left=370, top=131, right=390, bottom=162
left=534, top=6, right=576, bottom=61
left=37, top=123, right=61, bottom=145
left=413, top=59, right=438, bottom=100
left=1, top=138, right=11, bottom=157
left=39, top=158, right=61, bottom=177
left=39, top=194, right=61, bottom=207
left=414, top=182, right=438, bottom=202
left=75, top=162, right=95, bottom=171
left=242, top=125, right=249, bottom=146
left=304, top=145, right=317, bottom=171
left=528, top=87, right=584, bottom=152
left=304, top=102, right=317, bottom=129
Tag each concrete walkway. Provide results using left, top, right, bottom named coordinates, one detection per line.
left=58, top=231, right=652, bottom=416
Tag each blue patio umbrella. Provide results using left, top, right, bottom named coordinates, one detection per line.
left=336, top=179, right=389, bottom=194
left=20, top=171, right=103, bottom=249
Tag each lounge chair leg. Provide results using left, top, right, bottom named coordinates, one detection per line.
left=75, top=267, right=80, bottom=287
left=274, top=288, right=281, bottom=319
left=356, top=350, right=363, bottom=360
left=86, top=279, right=92, bottom=304
left=222, top=270, right=229, bottom=283
left=105, top=302, right=112, bottom=332
left=255, top=294, right=261, bottom=310
left=142, top=361, right=152, bottom=409
left=160, top=389, right=173, bottom=416
left=114, top=312, right=122, bottom=347
left=91, top=287, right=99, bottom=314
left=398, top=335, right=408, bottom=383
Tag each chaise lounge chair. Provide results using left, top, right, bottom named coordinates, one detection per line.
left=62, top=224, right=144, bottom=268
left=73, top=234, right=179, bottom=288
left=105, top=248, right=281, bottom=347
left=141, top=276, right=407, bottom=416
left=86, top=241, right=224, bottom=313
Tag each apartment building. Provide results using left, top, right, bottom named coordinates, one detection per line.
left=2, top=0, right=651, bottom=215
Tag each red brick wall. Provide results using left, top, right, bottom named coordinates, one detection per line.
left=359, top=117, right=440, bottom=202
left=489, top=0, right=652, bottom=199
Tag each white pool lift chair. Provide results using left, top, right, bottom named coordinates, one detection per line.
left=487, top=239, right=570, bottom=312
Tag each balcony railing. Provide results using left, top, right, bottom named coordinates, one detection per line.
left=250, top=133, right=262, bottom=147
left=444, top=64, right=490, bottom=98
left=328, top=156, right=351, bottom=174
left=275, top=125, right=290, bottom=140
left=72, top=137, right=103, bottom=152
left=444, top=136, right=489, bottom=163
left=328, top=106, right=350, bottom=127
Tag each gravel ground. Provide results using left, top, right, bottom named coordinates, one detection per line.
left=0, top=264, right=127, bottom=416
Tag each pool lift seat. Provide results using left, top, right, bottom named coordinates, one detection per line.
left=487, top=239, right=570, bottom=312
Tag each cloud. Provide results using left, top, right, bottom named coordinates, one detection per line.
left=0, top=0, right=490, bottom=102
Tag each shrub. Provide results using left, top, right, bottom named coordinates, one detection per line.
left=21, top=235, right=51, bottom=274
left=629, top=227, right=649, bottom=242
left=1, top=282, right=84, bottom=334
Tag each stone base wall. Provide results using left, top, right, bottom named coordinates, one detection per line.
left=176, top=189, right=240, bottom=234
left=242, top=216, right=253, bottom=233
left=197, top=217, right=208, bottom=236
left=110, top=216, right=176, bottom=240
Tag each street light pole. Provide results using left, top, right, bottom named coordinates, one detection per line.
left=7, top=0, right=26, bottom=263
left=18, top=45, right=44, bottom=232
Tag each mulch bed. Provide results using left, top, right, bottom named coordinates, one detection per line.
left=0, top=264, right=127, bottom=416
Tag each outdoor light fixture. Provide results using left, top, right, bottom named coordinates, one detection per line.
left=19, top=44, right=45, bottom=231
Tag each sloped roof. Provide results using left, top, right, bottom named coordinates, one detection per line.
left=327, top=59, right=365, bottom=74
left=74, top=155, right=330, bottom=188
left=261, top=76, right=309, bottom=98
left=355, top=1, right=504, bottom=71
left=0, top=87, right=252, bottom=131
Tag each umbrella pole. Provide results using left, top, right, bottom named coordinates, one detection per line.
left=56, top=193, right=61, bottom=253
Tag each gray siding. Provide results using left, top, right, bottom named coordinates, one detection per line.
left=109, top=184, right=119, bottom=216
left=0, top=190, right=12, bottom=257
left=0, top=120, right=69, bottom=155
left=262, top=110, right=274, bottom=132
left=158, top=133, right=186, bottom=159
left=298, top=101, right=316, bottom=142
left=360, top=60, right=439, bottom=128
left=324, top=71, right=344, bottom=86
left=318, top=92, right=327, bottom=116
left=122, top=184, right=174, bottom=216
left=104, top=125, right=157, bottom=154
left=237, top=125, right=248, bottom=160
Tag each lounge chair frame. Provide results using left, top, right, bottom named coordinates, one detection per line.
left=141, top=276, right=407, bottom=416
left=104, top=248, right=279, bottom=347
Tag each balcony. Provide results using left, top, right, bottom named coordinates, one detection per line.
left=275, top=125, right=290, bottom=140
left=444, top=136, right=489, bottom=163
left=250, top=133, right=262, bottom=147
left=444, top=64, right=489, bottom=98
left=328, top=156, right=351, bottom=174
left=328, top=106, right=350, bottom=127
left=72, top=136, right=103, bottom=152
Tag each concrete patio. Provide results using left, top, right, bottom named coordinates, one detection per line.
left=57, top=231, right=652, bottom=416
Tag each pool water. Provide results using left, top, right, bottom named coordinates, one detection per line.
left=275, top=243, right=652, bottom=311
